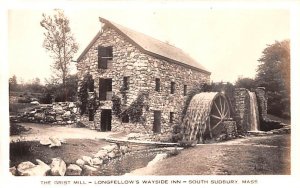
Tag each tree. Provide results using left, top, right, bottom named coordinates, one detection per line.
left=235, top=77, right=256, bottom=90
left=9, top=75, right=18, bottom=91
left=40, top=9, right=78, bottom=101
left=255, top=40, right=290, bottom=118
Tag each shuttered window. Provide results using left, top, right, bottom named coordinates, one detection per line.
left=98, top=46, right=113, bottom=69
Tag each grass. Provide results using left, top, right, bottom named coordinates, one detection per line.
left=149, top=134, right=290, bottom=175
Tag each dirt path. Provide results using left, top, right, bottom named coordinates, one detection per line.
left=10, top=123, right=121, bottom=142
left=128, top=134, right=290, bottom=175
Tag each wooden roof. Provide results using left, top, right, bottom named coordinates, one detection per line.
left=77, top=17, right=210, bottom=75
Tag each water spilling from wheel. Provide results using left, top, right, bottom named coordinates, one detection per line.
left=248, top=91, right=260, bottom=131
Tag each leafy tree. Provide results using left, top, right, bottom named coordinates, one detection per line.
left=255, top=40, right=290, bottom=118
left=40, top=9, right=78, bottom=101
left=44, top=74, right=78, bottom=102
left=235, top=77, right=256, bottom=90
left=9, top=75, right=18, bottom=91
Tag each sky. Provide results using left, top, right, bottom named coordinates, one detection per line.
left=7, top=4, right=290, bottom=84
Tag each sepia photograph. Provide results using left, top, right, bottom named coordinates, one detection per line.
left=1, top=0, right=300, bottom=187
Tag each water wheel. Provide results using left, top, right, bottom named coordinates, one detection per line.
left=182, top=92, right=232, bottom=143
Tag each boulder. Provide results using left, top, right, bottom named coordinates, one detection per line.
left=50, top=158, right=66, bottom=176
left=66, top=164, right=82, bottom=176
left=82, top=156, right=93, bottom=166
left=56, top=115, right=63, bottom=121
left=82, top=165, right=98, bottom=176
left=73, top=108, right=78, bottom=113
left=120, top=146, right=129, bottom=154
left=63, top=111, right=71, bottom=117
left=17, top=161, right=36, bottom=175
left=40, top=138, right=51, bottom=146
left=94, top=150, right=108, bottom=159
left=17, top=159, right=50, bottom=176
left=68, top=102, right=75, bottom=108
left=102, top=144, right=117, bottom=153
left=76, top=159, right=85, bottom=167
left=92, top=158, right=103, bottom=166
left=9, top=166, right=17, bottom=176
left=108, top=152, right=116, bottom=159
left=49, top=137, right=62, bottom=148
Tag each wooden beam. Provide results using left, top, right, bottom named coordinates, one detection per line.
left=100, top=138, right=180, bottom=147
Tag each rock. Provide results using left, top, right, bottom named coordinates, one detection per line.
left=147, top=153, right=168, bottom=167
left=82, top=156, right=93, bottom=166
left=66, top=164, right=82, bottom=176
left=126, top=133, right=141, bottom=140
left=9, top=166, right=17, bottom=176
left=50, top=158, right=66, bottom=176
left=73, top=108, right=78, bottom=113
left=92, top=158, right=103, bottom=165
left=40, top=138, right=51, bottom=146
left=120, top=146, right=128, bottom=154
left=17, top=161, right=36, bottom=175
left=76, top=159, right=85, bottom=167
left=59, top=138, right=67, bottom=144
left=63, top=111, right=71, bottom=117
left=67, top=120, right=72, bottom=124
left=82, top=165, right=98, bottom=176
left=102, top=144, right=117, bottom=153
left=49, top=137, right=62, bottom=148
left=68, top=102, right=75, bottom=108
left=17, top=160, right=50, bottom=176
left=94, top=150, right=108, bottom=159
left=56, top=115, right=63, bottom=121
left=108, top=152, right=116, bottom=159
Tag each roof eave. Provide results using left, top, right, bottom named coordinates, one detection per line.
left=99, top=17, right=211, bottom=75
left=77, top=30, right=102, bottom=62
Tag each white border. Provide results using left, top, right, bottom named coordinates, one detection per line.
left=1, top=0, right=299, bottom=187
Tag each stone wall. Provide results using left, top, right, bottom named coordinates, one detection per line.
left=77, top=26, right=210, bottom=135
left=233, top=88, right=251, bottom=132
left=255, top=87, right=268, bottom=121
left=11, top=102, right=78, bottom=125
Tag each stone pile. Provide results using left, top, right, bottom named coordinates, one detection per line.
left=11, top=102, right=78, bottom=125
left=10, top=143, right=130, bottom=176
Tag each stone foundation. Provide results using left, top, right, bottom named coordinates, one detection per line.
left=233, top=88, right=251, bottom=132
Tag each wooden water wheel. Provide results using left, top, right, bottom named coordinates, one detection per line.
left=182, top=92, right=232, bottom=143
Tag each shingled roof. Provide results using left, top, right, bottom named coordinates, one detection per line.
left=77, top=17, right=210, bottom=75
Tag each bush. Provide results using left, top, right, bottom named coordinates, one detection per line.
left=10, top=123, right=30, bottom=136
left=171, top=124, right=183, bottom=143
left=178, top=140, right=195, bottom=148
left=260, top=118, right=283, bottom=131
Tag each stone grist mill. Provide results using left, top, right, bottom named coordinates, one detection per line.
left=77, top=17, right=267, bottom=143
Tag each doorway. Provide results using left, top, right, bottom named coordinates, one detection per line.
left=101, top=109, right=112, bottom=131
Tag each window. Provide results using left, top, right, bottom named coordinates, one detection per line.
left=184, top=85, right=187, bottom=96
left=153, top=111, right=161, bottom=133
left=123, top=77, right=129, bottom=90
left=171, top=82, right=175, bottom=94
left=169, top=112, right=174, bottom=123
left=98, top=46, right=113, bottom=69
left=122, top=114, right=129, bottom=123
left=155, top=78, right=160, bottom=92
left=99, top=78, right=112, bottom=101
